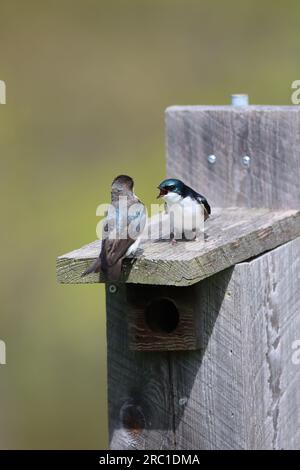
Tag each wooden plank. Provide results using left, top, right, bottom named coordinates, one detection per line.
left=170, top=237, right=300, bottom=449
left=56, top=207, right=300, bottom=286
left=170, top=267, right=247, bottom=449
left=243, top=237, right=300, bottom=449
left=106, top=284, right=175, bottom=450
left=166, top=106, right=300, bottom=210
left=107, top=238, right=300, bottom=449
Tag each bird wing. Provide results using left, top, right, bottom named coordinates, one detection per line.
left=100, top=237, right=134, bottom=267
left=101, top=199, right=146, bottom=268
left=128, top=200, right=146, bottom=237
left=191, top=190, right=211, bottom=219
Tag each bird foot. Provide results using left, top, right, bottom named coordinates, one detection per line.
left=170, top=238, right=177, bottom=246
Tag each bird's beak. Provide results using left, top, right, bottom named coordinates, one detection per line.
left=157, top=188, right=168, bottom=198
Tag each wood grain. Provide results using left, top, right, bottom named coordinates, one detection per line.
left=166, top=105, right=300, bottom=210
left=107, top=284, right=175, bottom=450
left=170, top=237, right=300, bottom=450
left=107, top=238, right=300, bottom=449
left=57, top=207, right=300, bottom=286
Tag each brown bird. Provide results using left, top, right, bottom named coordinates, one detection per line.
left=82, top=175, right=146, bottom=281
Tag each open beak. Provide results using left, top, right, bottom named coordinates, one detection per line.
left=157, top=188, right=168, bottom=198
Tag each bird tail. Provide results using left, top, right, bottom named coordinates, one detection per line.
left=81, top=258, right=101, bottom=277
left=81, top=254, right=123, bottom=282
left=100, top=255, right=122, bottom=282
left=105, top=261, right=122, bottom=282
left=204, top=206, right=210, bottom=221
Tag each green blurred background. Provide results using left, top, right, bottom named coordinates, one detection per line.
left=0, top=0, right=298, bottom=449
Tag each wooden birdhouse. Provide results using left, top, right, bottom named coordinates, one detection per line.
left=57, top=98, right=300, bottom=450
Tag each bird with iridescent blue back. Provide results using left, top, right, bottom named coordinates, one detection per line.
left=157, top=178, right=211, bottom=242
left=82, top=175, right=146, bottom=281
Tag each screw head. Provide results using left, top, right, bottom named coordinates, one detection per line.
left=231, top=94, right=249, bottom=106
left=179, top=397, right=188, bottom=406
left=207, top=154, right=217, bottom=165
left=109, top=284, right=117, bottom=294
left=241, top=155, right=251, bottom=168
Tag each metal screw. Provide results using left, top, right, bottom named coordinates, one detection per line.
left=231, top=94, right=249, bottom=106
left=241, top=155, right=251, bottom=168
left=179, top=397, right=188, bottom=406
left=207, top=154, right=217, bottom=165
left=109, top=284, right=117, bottom=294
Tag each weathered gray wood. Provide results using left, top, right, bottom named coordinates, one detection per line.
left=244, top=237, right=300, bottom=449
left=166, top=106, right=300, bottom=210
left=106, top=284, right=175, bottom=450
left=171, top=238, right=300, bottom=450
left=107, top=238, right=300, bottom=449
left=171, top=267, right=246, bottom=449
left=56, top=207, right=300, bottom=286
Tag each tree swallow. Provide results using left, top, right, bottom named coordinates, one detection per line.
left=82, top=175, right=146, bottom=281
left=157, top=178, right=211, bottom=242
